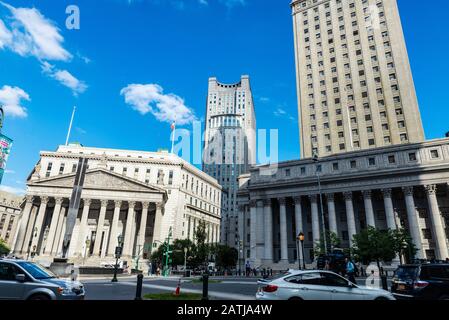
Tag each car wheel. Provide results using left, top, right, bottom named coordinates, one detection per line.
left=28, top=294, right=51, bottom=300
left=439, top=295, right=449, bottom=301
left=374, top=297, right=389, bottom=301
left=288, top=297, right=303, bottom=301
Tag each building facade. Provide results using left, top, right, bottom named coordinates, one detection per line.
left=203, top=76, right=256, bottom=249
left=238, top=139, right=449, bottom=269
left=0, top=191, right=22, bottom=250
left=14, top=144, right=222, bottom=266
left=292, top=0, right=425, bottom=158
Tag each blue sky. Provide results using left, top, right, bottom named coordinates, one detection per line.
left=0, top=0, right=448, bottom=195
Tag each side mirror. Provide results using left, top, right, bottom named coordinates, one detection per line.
left=15, top=274, right=26, bottom=282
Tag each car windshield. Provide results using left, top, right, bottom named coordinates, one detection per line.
left=394, top=266, right=419, bottom=280
left=16, top=262, right=57, bottom=280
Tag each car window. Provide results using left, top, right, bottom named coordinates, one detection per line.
left=16, top=261, right=56, bottom=280
left=293, top=272, right=323, bottom=285
left=394, top=266, right=419, bottom=280
left=0, top=262, right=22, bottom=281
left=321, top=272, right=349, bottom=287
left=422, top=267, right=449, bottom=280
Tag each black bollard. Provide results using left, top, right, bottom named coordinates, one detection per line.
left=202, top=273, right=209, bottom=301
left=135, top=273, right=143, bottom=300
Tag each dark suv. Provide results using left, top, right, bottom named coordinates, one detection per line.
left=391, top=264, right=449, bottom=300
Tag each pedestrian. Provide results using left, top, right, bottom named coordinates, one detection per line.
left=148, top=262, right=152, bottom=277
left=324, top=259, right=330, bottom=270
left=245, top=261, right=251, bottom=277
left=345, top=258, right=356, bottom=284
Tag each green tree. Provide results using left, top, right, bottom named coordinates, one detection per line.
left=351, top=227, right=396, bottom=270
left=213, top=245, right=238, bottom=269
left=192, top=220, right=209, bottom=270
left=391, top=228, right=418, bottom=264
left=313, top=231, right=341, bottom=257
left=171, top=239, right=194, bottom=266
left=0, top=238, right=10, bottom=256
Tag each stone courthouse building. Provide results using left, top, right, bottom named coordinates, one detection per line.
left=14, top=144, right=222, bottom=266
left=237, top=0, right=449, bottom=269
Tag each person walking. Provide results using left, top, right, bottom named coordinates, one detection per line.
left=345, top=258, right=356, bottom=284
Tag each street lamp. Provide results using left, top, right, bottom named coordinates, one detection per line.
left=112, top=234, right=124, bottom=283
left=297, top=232, right=306, bottom=270
left=313, top=152, right=328, bottom=255
left=184, top=247, right=188, bottom=277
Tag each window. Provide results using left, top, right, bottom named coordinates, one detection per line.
left=59, top=163, right=65, bottom=175
left=431, top=150, right=440, bottom=159
left=368, top=139, right=375, bottom=146
left=333, top=163, right=339, bottom=171
left=409, top=153, right=417, bottom=161
left=368, top=158, right=376, bottom=166
left=168, top=170, right=174, bottom=185
left=350, top=160, right=356, bottom=169
left=388, top=155, right=396, bottom=164
left=422, top=229, right=432, bottom=240
left=286, top=272, right=323, bottom=285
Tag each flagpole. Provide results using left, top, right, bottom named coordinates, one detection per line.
left=65, top=106, right=76, bottom=146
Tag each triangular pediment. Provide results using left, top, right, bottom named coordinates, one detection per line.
left=29, top=168, right=166, bottom=194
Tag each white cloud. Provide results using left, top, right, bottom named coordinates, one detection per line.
left=273, top=108, right=286, bottom=117
left=75, top=127, right=87, bottom=134
left=0, top=1, right=71, bottom=61
left=0, top=19, right=12, bottom=48
left=121, top=84, right=196, bottom=125
left=4, top=169, right=14, bottom=174
left=41, top=62, right=87, bottom=95
left=259, top=96, right=270, bottom=103
left=0, top=85, right=30, bottom=117
left=0, top=185, right=25, bottom=195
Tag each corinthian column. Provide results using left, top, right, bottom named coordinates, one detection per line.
left=363, top=190, right=376, bottom=228
left=278, top=198, right=288, bottom=262
left=263, top=199, right=273, bottom=262
left=152, top=203, right=164, bottom=248
left=30, top=196, right=49, bottom=252
left=382, top=189, right=397, bottom=230
left=93, top=200, right=109, bottom=256
left=14, top=195, right=34, bottom=254
left=138, top=202, right=150, bottom=258
left=108, top=200, right=122, bottom=256
left=310, top=195, right=320, bottom=243
left=249, top=200, right=257, bottom=262
left=344, top=192, right=356, bottom=246
left=123, top=201, right=136, bottom=257
left=75, top=199, right=91, bottom=256
left=327, top=194, right=337, bottom=235
left=425, top=185, right=449, bottom=260
left=44, top=197, right=64, bottom=255
left=402, top=187, right=424, bottom=259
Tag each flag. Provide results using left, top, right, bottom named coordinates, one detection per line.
left=171, top=121, right=176, bottom=131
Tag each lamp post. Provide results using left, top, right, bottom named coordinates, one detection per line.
left=313, top=153, right=328, bottom=254
left=184, top=247, right=188, bottom=277
left=112, top=234, right=124, bottom=283
left=298, top=232, right=306, bottom=270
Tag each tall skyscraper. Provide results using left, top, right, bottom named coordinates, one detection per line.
left=292, top=0, right=425, bottom=158
left=203, top=75, right=256, bottom=248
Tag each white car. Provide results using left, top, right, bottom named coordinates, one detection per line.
left=256, top=270, right=395, bottom=301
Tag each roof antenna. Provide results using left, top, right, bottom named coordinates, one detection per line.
left=65, top=106, right=76, bottom=146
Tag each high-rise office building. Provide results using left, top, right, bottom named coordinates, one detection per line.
left=203, top=75, right=256, bottom=248
left=292, top=0, right=425, bottom=158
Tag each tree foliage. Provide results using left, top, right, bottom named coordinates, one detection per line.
left=0, top=238, right=10, bottom=256
left=313, top=231, right=342, bottom=257
left=351, top=227, right=396, bottom=268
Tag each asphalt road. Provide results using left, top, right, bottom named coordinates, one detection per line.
left=83, top=276, right=393, bottom=300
